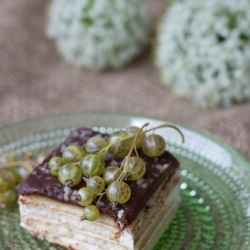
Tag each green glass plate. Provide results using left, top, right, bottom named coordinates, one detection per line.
left=0, top=113, right=250, bottom=250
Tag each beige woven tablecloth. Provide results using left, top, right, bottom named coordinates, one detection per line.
left=0, top=0, right=250, bottom=162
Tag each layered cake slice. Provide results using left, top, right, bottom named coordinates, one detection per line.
left=19, top=127, right=182, bottom=250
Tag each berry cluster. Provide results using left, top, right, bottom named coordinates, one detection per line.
left=0, top=152, right=47, bottom=207
left=48, top=123, right=184, bottom=221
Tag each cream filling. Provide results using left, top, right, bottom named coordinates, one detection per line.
left=135, top=184, right=180, bottom=249
left=19, top=170, right=181, bottom=250
left=20, top=187, right=180, bottom=250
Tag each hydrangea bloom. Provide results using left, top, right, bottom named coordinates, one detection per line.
left=46, top=0, right=149, bottom=70
left=156, top=0, right=250, bottom=108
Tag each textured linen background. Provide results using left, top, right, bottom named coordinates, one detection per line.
left=0, top=0, right=250, bottom=161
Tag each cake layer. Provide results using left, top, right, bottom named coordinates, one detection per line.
left=19, top=128, right=180, bottom=228
left=19, top=169, right=181, bottom=250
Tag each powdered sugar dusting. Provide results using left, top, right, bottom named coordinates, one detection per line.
left=72, top=190, right=77, bottom=195
left=141, top=182, right=149, bottom=189
left=64, top=186, right=73, bottom=196
left=154, top=158, right=159, bottom=163
left=64, top=193, right=69, bottom=201
left=32, top=170, right=37, bottom=175
left=97, top=201, right=105, bottom=208
left=110, top=160, right=118, bottom=166
left=136, top=178, right=145, bottom=186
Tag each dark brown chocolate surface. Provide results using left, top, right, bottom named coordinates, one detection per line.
left=19, top=128, right=179, bottom=228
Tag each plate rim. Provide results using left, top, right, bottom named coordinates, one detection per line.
left=0, top=111, right=250, bottom=249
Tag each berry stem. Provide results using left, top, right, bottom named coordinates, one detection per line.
left=118, top=123, right=149, bottom=181
left=74, top=194, right=81, bottom=203
left=65, top=179, right=73, bottom=187
left=25, top=152, right=33, bottom=160
left=143, top=124, right=185, bottom=143
left=119, top=156, right=128, bottom=170
left=83, top=177, right=89, bottom=183
left=134, top=146, right=139, bottom=158
left=96, top=125, right=148, bottom=157
left=96, top=191, right=106, bottom=207
left=80, top=215, right=86, bottom=221
left=0, top=160, right=37, bottom=170
left=96, top=123, right=184, bottom=157
left=117, top=171, right=127, bottom=181
left=112, top=202, right=118, bottom=210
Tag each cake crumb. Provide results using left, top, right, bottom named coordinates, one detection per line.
left=39, top=166, right=46, bottom=172
left=149, top=178, right=154, bottom=184
left=117, top=220, right=125, bottom=230
left=118, top=209, right=124, bottom=219
left=116, top=210, right=125, bottom=230
left=144, top=205, right=151, bottom=215
left=64, top=193, right=69, bottom=201
left=63, top=186, right=72, bottom=201
left=162, top=164, right=169, bottom=171
left=153, top=173, right=160, bottom=178
left=155, top=164, right=163, bottom=172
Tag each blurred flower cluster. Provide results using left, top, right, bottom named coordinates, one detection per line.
left=47, top=0, right=149, bottom=71
left=156, top=0, right=250, bottom=108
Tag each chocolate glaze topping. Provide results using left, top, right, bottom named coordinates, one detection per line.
left=19, top=128, right=179, bottom=228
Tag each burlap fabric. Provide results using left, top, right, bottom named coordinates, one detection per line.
left=0, top=0, right=250, bottom=162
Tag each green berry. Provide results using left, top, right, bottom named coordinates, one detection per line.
left=124, top=156, right=146, bottom=181
left=58, top=163, right=82, bottom=187
left=0, top=153, right=16, bottom=165
left=62, top=144, right=85, bottom=163
left=0, top=176, right=9, bottom=192
left=106, top=181, right=131, bottom=204
left=77, top=187, right=95, bottom=206
left=142, top=134, right=166, bottom=157
left=85, top=137, right=108, bottom=157
left=80, top=154, right=105, bottom=177
left=108, top=131, right=131, bottom=157
left=4, top=189, right=17, bottom=203
left=36, top=153, right=48, bottom=164
left=0, top=170, right=17, bottom=188
left=83, top=205, right=100, bottom=222
left=103, top=166, right=122, bottom=186
left=15, top=164, right=34, bottom=182
left=87, top=176, right=105, bottom=194
left=49, top=157, right=66, bottom=176
left=125, top=126, right=145, bottom=149
left=0, top=193, right=7, bottom=207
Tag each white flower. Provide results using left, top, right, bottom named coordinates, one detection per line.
left=46, top=0, right=149, bottom=70
left=155, top=0, right=250, bottom=108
